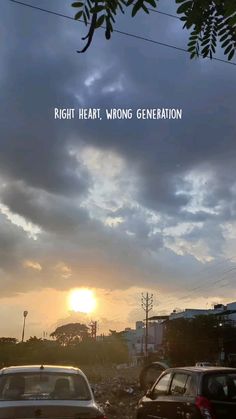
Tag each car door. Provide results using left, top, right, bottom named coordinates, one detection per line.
left=141, top=371, right=172, bottom=419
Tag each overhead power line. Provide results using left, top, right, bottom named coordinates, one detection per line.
left=9, top=0, right=77, bottom=20
left=179, top=267, right=236, bottom=299
left=159, top=265, right=236, bottom=307
left=148, top=8, right=179, bottom=20
left=155, top=258, right=236, bottom=307
left=8, top=0, right=236, bottom=67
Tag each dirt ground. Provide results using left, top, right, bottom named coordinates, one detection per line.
left=83, top=364, right=144, bottom=419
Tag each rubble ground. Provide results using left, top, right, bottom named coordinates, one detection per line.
left=82, top=364, right=144, bottom=419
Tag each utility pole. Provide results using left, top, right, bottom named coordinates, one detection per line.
left=90, top=321, right=97, bottom=340
left=21, top=310, right=28, bottom=342
left=141, top=293, right=153, bottom=357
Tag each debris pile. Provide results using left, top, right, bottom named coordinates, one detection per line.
left=93, top=375, right=144, bottom=419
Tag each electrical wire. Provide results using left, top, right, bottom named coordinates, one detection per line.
left=148, top=7, right=179, bottom=20
left=8, top=0, right=236, bottom=67
left=158, top=263, right=236, bottom=307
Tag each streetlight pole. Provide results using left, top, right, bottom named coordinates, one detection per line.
left=21, top=311, right=28, bottom=342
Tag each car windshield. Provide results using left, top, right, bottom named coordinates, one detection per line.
left=0, top=372, right=91, bottom=401
left=203, top=372, right=236, bottom=402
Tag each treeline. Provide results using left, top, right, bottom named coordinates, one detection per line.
left=164, top=315, right=236, bottom=366
left=0, top=325, right=129, bottom=367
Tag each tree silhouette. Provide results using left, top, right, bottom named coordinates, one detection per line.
left=0, top=337, right=17, bottom=345
left=50, top=323, right=89, bottom=346
left=72, top=0, right=236, bottom=59
left=164, top=315, right=226, bottom=365
left=26, top=336, right=43, bottom=343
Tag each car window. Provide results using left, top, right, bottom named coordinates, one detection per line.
left=185, top=375, right=197, bottom=396
left=203, top=373, right=236, bottom=401
left=170, top=373, right=189, bottom=395
left=0, top=373, right=91, bottom=401
left=152, top=372, right=171, bottom=397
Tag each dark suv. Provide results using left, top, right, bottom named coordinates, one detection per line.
left=136, top=366, right=236, bottom=419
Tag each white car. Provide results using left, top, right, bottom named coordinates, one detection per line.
left=0, top=364, right=107, bottom=418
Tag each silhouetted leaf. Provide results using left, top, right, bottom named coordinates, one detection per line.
left=90, top=5, right=104, bottom=12
left=132, top=2, right=141, bottom=17
left=95, top=14, right=105, bottom=27
left=224, top=44, right=233, bottom=55
left=72, top=2, right=84, bottom=7
left=177, top=1, right=192, bottom=15
left=75, top=10, right=83, bottom=19
left=228, top=49, right=235, bottom=60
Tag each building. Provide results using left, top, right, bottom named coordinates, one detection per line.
left=168, top=302, right=236, bottom=323
left=147, top=301, right=236, bottom=354
left=169, top=308, right=210, bottom=320
left=119, top=301, right=236, bottom=360
left=120, top=319, right=167, bottom=359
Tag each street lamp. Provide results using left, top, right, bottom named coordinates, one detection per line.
left=21, top=310, right=28, bottom=342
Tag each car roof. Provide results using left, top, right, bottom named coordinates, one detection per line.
left=164, top=366, right=236, bottom=374
left=0, top=365, right=84, bottom=375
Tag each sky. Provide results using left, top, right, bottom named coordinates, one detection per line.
left=1, top=0, right=236, bottom=340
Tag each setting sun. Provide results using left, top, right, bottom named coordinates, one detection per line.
left=68, top=289, right=96, bottom=313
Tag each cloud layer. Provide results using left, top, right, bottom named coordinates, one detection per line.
left=1, top=0, right=236, bottom=312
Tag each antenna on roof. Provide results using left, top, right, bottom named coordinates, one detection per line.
left=40, top=365, right=44, bottom=370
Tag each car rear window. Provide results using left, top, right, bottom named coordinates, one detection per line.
left=203, top=373, right=236, bottom=402
left=0, top=372, right=91, bottom=401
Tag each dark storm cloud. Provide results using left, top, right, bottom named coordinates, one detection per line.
left=66, top=31, right=236, bottom=218
left=0, top=181, right=90, bottom=234
left=1, top=0, right=91, bottom=197
left=3, top=0, right=235, bottom=212
left=0, top=218, right=24, bottom=271
left=0, top=0, right=236, bottom=298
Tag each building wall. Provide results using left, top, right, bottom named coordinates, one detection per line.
left=123, top=301, right=236, bottom=357
left=122, top=320, right=164, bottom=355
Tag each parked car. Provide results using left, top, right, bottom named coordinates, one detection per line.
left=137, top=366, right=236, bottom=419
left=0, top=364, right=107, bottom=418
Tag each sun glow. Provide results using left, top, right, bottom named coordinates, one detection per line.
left=68, top=289, right=96, bottom=313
